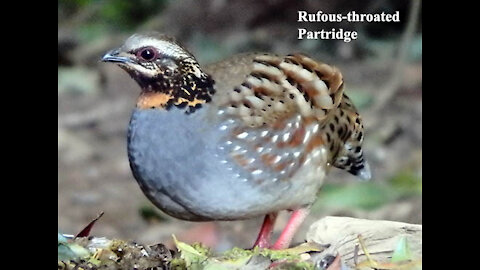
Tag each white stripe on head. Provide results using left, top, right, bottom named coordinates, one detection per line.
left=122, top=33, right=204, bottom=78
left=123, top=33, right=192, bottom=60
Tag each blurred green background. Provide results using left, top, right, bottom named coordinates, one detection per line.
left=58, top=0, right=421, bottom=251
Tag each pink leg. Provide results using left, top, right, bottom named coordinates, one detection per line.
left=253, top=212, right=278, bottom=248
left=270, top=207, right=311, bottom=250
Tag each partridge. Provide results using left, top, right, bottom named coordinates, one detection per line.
left=102, top=32, right=370, bottom=250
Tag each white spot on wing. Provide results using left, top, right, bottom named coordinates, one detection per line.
left=236, top=132, right=248, bottom=139
left=252, top=169, right=263, bottom=175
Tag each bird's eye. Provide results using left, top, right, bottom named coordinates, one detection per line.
left=137, top=47, right=157, bottom=61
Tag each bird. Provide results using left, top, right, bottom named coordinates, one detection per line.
left=102, top=32, right=371, bottom=250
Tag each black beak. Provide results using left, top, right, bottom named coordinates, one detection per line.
left=101, top=49, right=133, bottom=64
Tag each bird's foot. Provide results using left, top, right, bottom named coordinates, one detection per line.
left=270, top=207, right=311, bottom=250
left=252, top=212, right=278, bottom=249
left=253, top=207, right=311, bottom=250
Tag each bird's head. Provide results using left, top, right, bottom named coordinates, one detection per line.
left=102, top=32, right=215, bottom=112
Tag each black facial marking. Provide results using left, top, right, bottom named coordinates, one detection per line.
left=176, top=101, right=188, bottom=108
left=132, top=57, right=215, bottom=114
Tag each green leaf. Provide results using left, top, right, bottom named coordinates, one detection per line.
left=58, top=233, right=68, bottom=244
left=58, top=242, right=90, bottom=261
left=173, top=235, right=208, bottom=269
left=203, top=256, right=252, bottom=270
left=391, top=237, right=412, bottom=263
left=58, top=233, right=90, bottom=261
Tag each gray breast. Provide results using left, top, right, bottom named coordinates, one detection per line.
left=127, top=106, right=317, bottom=221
